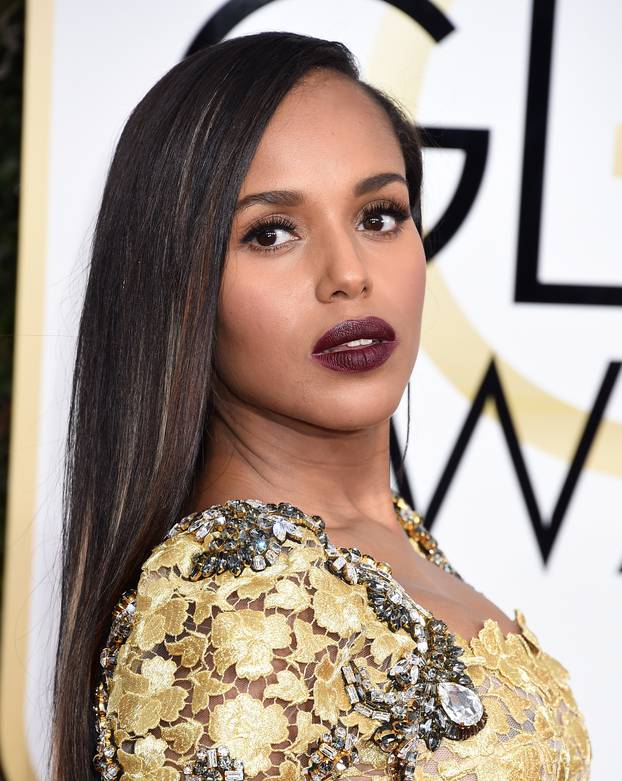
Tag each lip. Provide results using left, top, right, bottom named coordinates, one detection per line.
left=310, top=316, right=398, bottom=373
left=312, top=316, right=396, bottom=354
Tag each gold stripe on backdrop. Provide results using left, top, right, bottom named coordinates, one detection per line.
left=0, top=0, right=54, bottom=778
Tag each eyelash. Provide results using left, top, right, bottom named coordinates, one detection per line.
left=240, top=198, right=412, bottom=254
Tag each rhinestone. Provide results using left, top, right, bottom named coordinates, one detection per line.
left=319, top=744, right=337, bottom=759
left=420, top=718, right=433, bottom=735
left=329, top=556, right=346, bottom=572
left=256, top=514, right=274, bottom=529
left=271, top=520, right=289, bottom=542
left=264, top=549, right=279, bottom=564
left=345, top=685, right=360, bottom=704
left=287, top=524, right=304, bottom=540
left=426, top=731, right=441, bottom=750
left=397, top=737, right=418, bottom=759
left=389, top=589, right=403, bottom=605
left=253, top=535, right=268, bottom=552
left=437, top=681, right=484, bottom=726
left=378, top=730, right=399, bottom=750
left=195, top=524, right=211, bottom=540
left=342, top=665, right=355, bottom=684
left=371, top=709, right=391, bottom=722
left=187, top=516, right=204, bottom=532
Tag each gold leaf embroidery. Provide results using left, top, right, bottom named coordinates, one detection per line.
left=212, top=609, right=291, bottom=680
left=264, top=669, right=309, bottom=704
left=188, top=670, right=234, bottom=715
left=367, top=620, right=415, bottom=666
left=149, top=534, right=203, bottom=573
left=141, top=656, right=176, bottom=691
left=117, top=692, right=162, bottom=735
left=265, top=579, right=312, bottom=612
left=288, top=710, right=329, bottom=754
left=134, top=612, right=167, bottom=652
left=160, top=720, right=204, bottom=754
left=312, top=655, right=350, bottom=722
left=309, top=566, right=366, bottom=636
left=208, top=693, right=289, bottom=776
left=274, top=759, right=302, bottom=781
left=164, top=632, right=208, bottom=668
left=155, top=686, right=188, bottom=722
left=291, top=618, right=331, bottom=663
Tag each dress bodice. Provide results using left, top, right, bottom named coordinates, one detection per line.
left=93, top=495, right=591, bottom=780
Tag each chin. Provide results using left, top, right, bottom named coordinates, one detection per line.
left=306, top=397, right=402, bottom=431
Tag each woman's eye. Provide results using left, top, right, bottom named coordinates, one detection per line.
left=357, top=200, right=411, bottom=235
left=241, top=217, right=297, bottom=253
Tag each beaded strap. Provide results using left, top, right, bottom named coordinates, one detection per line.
left=391, top=491, right=462, bottom=579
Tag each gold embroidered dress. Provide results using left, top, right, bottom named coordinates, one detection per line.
left=93, top=494, right=592, bottom=780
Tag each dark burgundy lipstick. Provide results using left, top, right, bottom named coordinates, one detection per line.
left=311, top=316, right=398, bottom=373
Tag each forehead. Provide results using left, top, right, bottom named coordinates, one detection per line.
left=240, top=71, right=405, bottom=195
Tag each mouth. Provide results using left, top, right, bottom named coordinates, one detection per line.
left=318, top=338, right=384, bottom=354
left=310, top=316, right=398, bottom=373
left=311, top=316, right=396, bottom=355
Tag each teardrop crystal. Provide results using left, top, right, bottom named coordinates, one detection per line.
left=437, top=681, right=484, bottom=726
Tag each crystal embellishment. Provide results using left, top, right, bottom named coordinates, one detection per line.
left=165, top=499, right=326, bottom=581
left=307, top=723, right=359, bottom=781
left=437, top=681, right=484, bottom=727
left=182, top=744, right=245, bottom=780
left=92, top=590, right=137, bottom=780
left=329, top=497, right=488, bottom=780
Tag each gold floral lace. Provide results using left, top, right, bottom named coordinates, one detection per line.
left=96, top=499, right=592, bottom=780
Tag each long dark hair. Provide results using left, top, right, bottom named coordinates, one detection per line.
left=50, top=30, right=423, bottom=780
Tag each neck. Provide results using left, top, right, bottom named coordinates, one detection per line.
left=185, top=382, right=402, bottom=536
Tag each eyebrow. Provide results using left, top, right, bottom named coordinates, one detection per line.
left=234, top=171, right=408, bottom=213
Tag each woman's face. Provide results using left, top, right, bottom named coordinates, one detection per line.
left=214, top=69, right=426, bottom=431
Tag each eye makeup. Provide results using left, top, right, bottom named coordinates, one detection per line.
left=240, top=197, right=412, bottom=254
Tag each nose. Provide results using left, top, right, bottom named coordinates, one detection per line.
left=315, top=225, right=370, bottom=302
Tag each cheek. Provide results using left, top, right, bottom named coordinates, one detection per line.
left=391, top=231, right=427, bottom=337
left=215, top=262, right=300, bottom=388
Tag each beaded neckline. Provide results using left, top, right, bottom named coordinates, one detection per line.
left=173, top=490, right=461, bottom=583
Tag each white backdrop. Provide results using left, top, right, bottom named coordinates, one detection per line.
left=1, top=1, right=620, bottom=779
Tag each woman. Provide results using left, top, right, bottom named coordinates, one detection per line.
left=51, top=31, right=591, bottom=780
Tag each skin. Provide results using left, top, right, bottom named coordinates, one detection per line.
left=187, top=69, right=519, bottom=644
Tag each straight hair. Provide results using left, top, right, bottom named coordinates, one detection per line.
left=50, top=30, right=423, bottom=779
